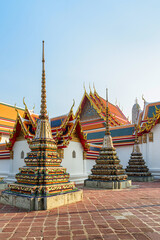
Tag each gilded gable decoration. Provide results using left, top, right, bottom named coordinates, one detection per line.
left=149, top=132, right=153, bottom=142
left=138, top=136, right=142, bottom=144
left=10, top=150, right=14, bottom=159
left=83, top=151, right=87, bottom=160
left=143, top=134, right=147, bottom=143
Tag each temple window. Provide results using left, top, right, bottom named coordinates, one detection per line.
left=142, top=134, right=147, bottom=143
left=83, top=151, right=87, bottom=160
left=10, top=150, right=14, bottom=159
left=72, top=150, right=76, bottom=158
left=138, top=136, right=142, bottom=144
left=149, top=132, right=153, bottom=142
left=21, top=151, right=24, bottom=159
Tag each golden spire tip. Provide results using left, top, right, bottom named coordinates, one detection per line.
left=105, top=88, right=110, bottom=135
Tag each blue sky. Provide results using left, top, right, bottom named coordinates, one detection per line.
left=1, top=0, right=160, bottom=120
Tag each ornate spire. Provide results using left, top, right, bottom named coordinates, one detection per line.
left=105, top=88, right=110, bottom=135
left=134, top=124, right=139, bottom=145
left=40, top=41, right=48, bottom=119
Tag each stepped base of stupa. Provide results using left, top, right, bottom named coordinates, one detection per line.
left=0, top=189, right=83, bottom=211
left=126, top=142, right=153, bottom=182
left=84, top=179, right=131, bottom=189
left=127, top=176, right=154, bottom=182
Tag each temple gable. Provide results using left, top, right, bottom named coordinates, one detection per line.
left=80, top=99, right=100, bottom=121
left=16, top=131, right=25, bottom=141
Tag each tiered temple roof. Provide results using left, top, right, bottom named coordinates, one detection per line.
left=3, top=100, right=89, bottom=156
left=0, top=144, right=10, bottom=160
left=51, top=102, right=89, bottom=151
left=0, top=103, right=24, bottom=135
left=6, top=106, right=39, bottom=151
left=75, top=88, right=134, bottom=160
left=137, top=101, right=160, bottom=135
left=0, top=89, right=134, bottom=161
left=76, top=89, right=130, bottom=126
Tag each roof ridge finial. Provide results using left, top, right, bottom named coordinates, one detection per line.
left=105, top=88, right=110, bottom=135
left=142, top=94, right=146, bottom=104
left=93, top=83, right=96, bottom=93
left=89, top=83, right=92, bottom=94
left=71, top=99, right=75, bottom=111
left=83, top=82, right=86, bottom=93
left=23, top=97, right=27, bottom=110
left=40, top=41, right=48, bottom=119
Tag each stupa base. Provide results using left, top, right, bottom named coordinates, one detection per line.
left=84, top=179, right=131, bottom=189
left=127, top=176, right=154, bottom=182
left=0, top=190, right=83, bottom=211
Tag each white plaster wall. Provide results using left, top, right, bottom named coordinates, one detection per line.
left=11, top=140, right=30, bottom=175
left=63, top=141, right=84, bottom=175
left=116, top=145, right=133, bottom=168
left=85, top=159, right=95, bottom=175
left=63, top=141, right=87, bottom=182
left=139, top=124, right=160, bottom=178
left=139, top=139, right=147, bottom=166
left=0, top=159, right=12, bottom=177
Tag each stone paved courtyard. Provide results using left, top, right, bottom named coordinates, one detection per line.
left=1, top=181, right=160, bottom=240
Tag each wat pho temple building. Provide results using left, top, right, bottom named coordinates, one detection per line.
left=0, top=90, right=160, bottom=184
left=1, top=73, right=160, bottom=184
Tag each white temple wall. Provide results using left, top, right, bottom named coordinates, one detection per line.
left=7, top=140, right=30, bottom=182
left=116, top=145, right=133, bottom=168
left=0, top=159, right=12, bottom=177
left=63, top=141, right=87, bottom=183
left=139, top=139, right=148, bottom=166
left=139, top=124, right=160, bottom=178
left=2, top=123, right=160, bottom=183
left=85, top=159, right=94, bottom=175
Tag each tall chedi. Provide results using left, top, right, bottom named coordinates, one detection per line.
left=126, top=124, right=153, bottom=182
left=1, top=41, right=83, bottom=210
left=84, top=89, right=131, bottom=189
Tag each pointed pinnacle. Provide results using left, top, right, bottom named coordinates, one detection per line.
left=40, top=41, right=48, bottom=119
left=105, top=88, right=110, bottom=135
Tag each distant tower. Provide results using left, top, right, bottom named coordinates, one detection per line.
left=132, top=98, right=140, bottom=124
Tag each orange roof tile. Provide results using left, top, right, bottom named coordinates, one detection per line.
left=0, top=103, right=25, bottom=134
left=0, top=102, right=24, bottom=120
